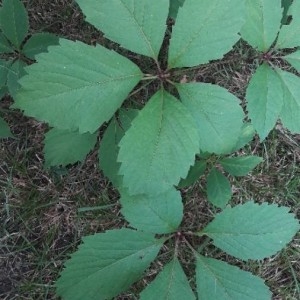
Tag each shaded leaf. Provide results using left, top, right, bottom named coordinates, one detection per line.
left=206, top=168, right=231, bottom=209
left=140, top=258, right=195, bottom=300
left=281, top=0, right=293, bottom=25
left=0, top=116, right=12, bottom=138
left=118, top=89, right=199, bottom=196
left=0, top=32, right=13, bottom=53
left=56, top=229, right=164, bottom=300
left=168, top=0, right=245, bottom=68
left=7, top=59, right=26, bottom=98
left=177, top=160, right=206, bottom=188
left=169, top=0, right=185, bottom=19
left=196, top=255, right=271, bottom=300
left=75, top=0, right=169, bottom=59
left=120, top=188, right=183, bottom=234
left=201, top=201, right=300, bottom=260
left=14, top=39, right=142, bottom=133
left=44, top=128, right=97, bottom=167
left=0, top=59, right=10, bottom=87
left=177, top=83, right=244, bottom=154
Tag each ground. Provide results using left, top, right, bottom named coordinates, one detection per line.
left=0, top=1, right=299, bottom=299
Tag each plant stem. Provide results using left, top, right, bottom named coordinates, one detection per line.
left=140, top=75, right=158, bottom=81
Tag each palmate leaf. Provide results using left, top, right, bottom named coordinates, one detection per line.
left=220, top=156, right=263, bottom=177
left=240, top=0, right=282, bottom=52
left=196, top=255, right=271, bottom=300
left=168, top=0, right=245, bottom=68
left=120, top=188, right=183, bottom=234
left=44, top=128, right=97, bottom=167
left=276, top=0, right=300, bottom=49
left=0, top=116, right=12, bottom=138
left=118, top=89, right=199, bottom=196
left=206, top=168, right=232, bottom=209
left=75, top=0, right=169, bottom=59
left=177, top=83, right=244, bottom=154
left=201, top=201, right=299, bottom=260
left=284, top=50, right=300, bottom=72
left=13, top=39, right=143, bottom=133
left=56, top=228, right=164, bottom=300
left=246, top=64, right=283, bottom=140
left=275, top=68, right=300, bottom=133
left=140, top=258, right=195, bottom=300
left=0, top=0, right=29, bottom=49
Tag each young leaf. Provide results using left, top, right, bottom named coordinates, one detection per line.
left=168, top=0, right=245, bottom=68
left=7, top=59, right=26, bottom=98
left=140, top=258, right=195, bottom=300
left=201, top=201, right=300, bottom=260
left=177, top=83, right=244, bottom=154
left=0, top=0, right=29, bottom=49
left=0, top=116, right=12, bottom=138
left=177, top=160, right=206, bottom=188
left=99, top=109, right=138, bottom=188
left=44, top=128, right=97, bottom=167
left=240, top=0, right=282, bottom=52
left=22, top=33, right=59, bottom=59
left=220, top=156, right=263, bottom=177
left=0, top=32, right=13, bottom=53
left=231, top=122, right=255, bottom=152
left=284, top=50, right=300, bottom=72
left=276, top=0, right=300, bottom=49
left=56, top=229, right=164, bottom=300
left=196, top=255, right=271, bottom=300
left=118, top=89, right=199, bottom=196
left=120, top=188, right=183, bottom=234
left=246, top=63, right=284, bottom=140
left=75, top=0, right=169, bottom=59
left=275, top=68, right=300, bottom=133
left=13, top=39, right=143, bottom=133
left=169, top=0, right=185, bottom=19
left=206, top=168, right=232, bottom=209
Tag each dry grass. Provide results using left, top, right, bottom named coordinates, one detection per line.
left=0, top=0, right=299, bottom=299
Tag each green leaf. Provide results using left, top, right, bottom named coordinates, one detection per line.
left=75, top=0, right=169, bottom=59
left=220, top=156, right=263, bottom=176
left=276, top=0, right=300, bottom=49
left=201, top=201, right=300, bottom=260
left=169, top=0, right=185, bottom=19
left=246, top=64, right=284, bottom=140
left=231, top=122, right=255, bottom=151
left=0, top=59, right=10, bottom=87
left=177, top=160, right=206, bottom=188
left=206, top=168, right=232, bottom=209
left=140, top=258, right=195, bottom=300
left=281, top=0, right=293, bottom=25
left=56, top=228, right=164, bottom=300
left=44, top=128, right=97, bottom=168
left=0, top=116, right=12, bottom=138
left=99, top=109, right=138, bottom=188
left=7, top=59, right=27, bottom=98
left=118, top=89, right=199, bottom=196
left=284, top=50, right=300, bottom=72
left=275, top=68, right=300, bottom=133
left=196, top=255, right=271, bottom=300
left=177, top=83, right=244, bottom=154
left=0, top=86, right=7, bottom=99
left=0, top=0, right=29, bottom=49
left=120, top=188, right=183, bottom=234
left=240, top=0, right=282, bottom=52
left=14, top=39, right=143, bottom=133
left=168, top=0, right=245, bottom=68
left=0, top=32, right=13, bottom=53
left=22, top=33, right=59, bottom=59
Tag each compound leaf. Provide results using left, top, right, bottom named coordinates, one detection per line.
left=196, top=255, right=271, bottom=300
left=177, top=83, right=244, bottom=154
left=246, top=64, right=284, bottom=140
left=220, top=156, right=263, bottom=177
left=7, top=59, right=26, bottom=98
left=14, top=39, right=142, bottom=133
left=275, top=68, right=300, bottom=133
left=284, top=50, right=300, bottom=72
left=240, top=0, right=282, bottom=52
left=118, top=89, right=199, bottom=196
left=140, top=258, right=195, bottom=300
left=0, top=32, right=13, bottom=53
left=44, top=128, right=97, bottom=167
left=201, top=201, right=300, bottom=260
left=75, top=0, right=169, bottom=59
left=0, top=0, right=29, bottom=49
left=0, top=116, right=12, bottom=138
left=22, top=33, right=59, bottom=59
left=56, top=228, right=164, bottom=300
left=120, top=188, right=183, bottom=234
left=207, top=168, right=232, bottom=209
left=168, top=0, right=245, bottom=68
left=169, top=0, right=185, bottom=19
left=276, top=0, right=300, bottom=49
